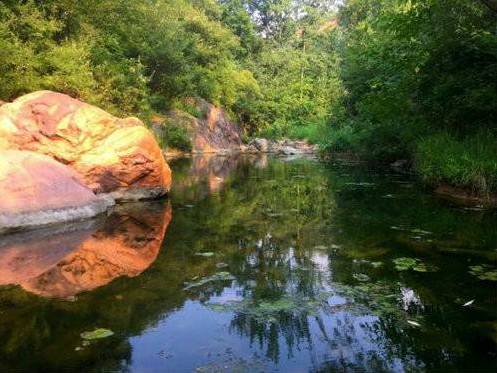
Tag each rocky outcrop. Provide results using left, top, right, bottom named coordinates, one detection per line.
left=152, top=98, right=318, bottom=157
left=0, top=91, right=171, bottom=200
left=153, top=97, right=242, bottom=154
left=0, top=201, right=171, bottom=297
left=390, top=159, right=411, bottom=174
left=244, top=138, right=318, bottom=155
left=0, top=150, right=114, bottom=233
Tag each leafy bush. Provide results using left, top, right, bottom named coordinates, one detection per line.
left=320, top=0, right=496, bottom=194
left=321, top=124, right=363, bottom=153
left=172, top=101, right=205, bottom=119
left=0, top=0, right=259, bottom=119
left=159, top=120, right=192, bottom=152
left=288, top=122, right=329, bottom=145
left=254, top=119, right=288, bottom=140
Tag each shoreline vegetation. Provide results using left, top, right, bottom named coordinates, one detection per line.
left=0, top=0, right=495, bottom=200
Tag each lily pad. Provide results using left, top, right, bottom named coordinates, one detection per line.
left=469, top=265, right=497, bottom=281
left=183, top=272, right=235, bottom=290
left=206, top=294, right=326, bottom=322
left=195, top=252, right=215, bottom=257
left=393, top=257, right=418, bottom=271
left=80, top=328, right=114, bottom=340
left=392, top=257, right=436, bottom=272
left=413, top=264, right=429, bottom=272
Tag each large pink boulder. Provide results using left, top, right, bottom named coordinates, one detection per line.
left=0, top=150, right=114, bottom=232
left=0, top=91, right=171, bottom=200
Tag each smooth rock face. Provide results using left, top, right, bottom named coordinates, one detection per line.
left=0, top=201, right=172, bottom=297
left=154, top=97, right=242, bottom=154
left=0, top=150, right=114, bottom=232
left=0, top=91, right=171, bottom=199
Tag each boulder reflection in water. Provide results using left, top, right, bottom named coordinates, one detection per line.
left=0, top=201, right=171, bottom=298
left=170, top=153, right=269, bottom=197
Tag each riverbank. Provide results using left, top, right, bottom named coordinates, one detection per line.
left=163, top=138, right=318, bottom=158
left=322, top=148, right=497, bottom=207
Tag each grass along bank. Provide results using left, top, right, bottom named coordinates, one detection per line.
left=317, top=126, right=497, bottom=202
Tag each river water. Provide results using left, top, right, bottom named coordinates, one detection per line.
left=0, top=154, right=495, bottom=372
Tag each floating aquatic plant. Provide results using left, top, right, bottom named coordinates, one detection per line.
left=183, top=272, right=235, bottom=290
left=392, top=257, right=436, bottom=272
left=392, top=257, right=417, bottom=271
left=469, top=265, right=497, bottom=281
left=80, top=328, right=114, bottom=340
left=207, top=295, right=323, bottom=321
left=195, top=252, right=215, bottom=257
left=353, top=259, right=383, bottom=268
left=206, top=278, right=419, bottom=324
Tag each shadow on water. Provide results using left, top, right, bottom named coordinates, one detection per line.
left=0, top=154, right=495, bottom=372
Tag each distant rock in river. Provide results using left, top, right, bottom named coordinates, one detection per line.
left=153, top=97, right=242, bottom=154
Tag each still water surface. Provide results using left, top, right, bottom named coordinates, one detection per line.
left=0, top=154, right=496, bottom=372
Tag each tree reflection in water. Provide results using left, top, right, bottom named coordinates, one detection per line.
left=0, top=155, right=495, bottom=372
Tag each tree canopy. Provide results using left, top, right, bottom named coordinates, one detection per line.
left=1, top=0, right=496, bottom=192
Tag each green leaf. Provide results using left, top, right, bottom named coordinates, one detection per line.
left=80, top=328, right=114, bottom=340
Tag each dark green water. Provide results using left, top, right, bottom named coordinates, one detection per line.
left=0, top=154, right=496, bottom=372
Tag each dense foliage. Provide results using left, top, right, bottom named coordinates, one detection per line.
left=0, top=0, right=258, bottom=116
left=0, top=0, right=495, bottom=193
left=326, top=0, right=497, bottom=194
left=221, top=0, right=342, bottom=140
